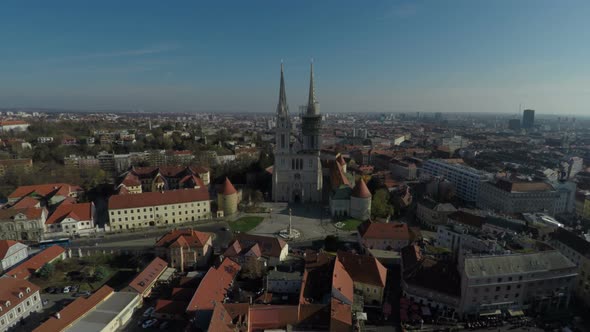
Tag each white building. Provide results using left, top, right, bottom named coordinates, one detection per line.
left=0, top=279, right=42, bottom=331
left=0, top=120, right=29, bottom=133
left=44, top=202, right=95, bottom=237
left=422, top=159, right=490, bottom=203
left=0, top=240, right=28, bottom=274
left=266, top=270, right=302, bottom=294
left=459, top=251, right=577, bottom=315
left=272, top=64, right=323, bottom=203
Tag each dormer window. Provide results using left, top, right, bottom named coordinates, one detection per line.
left=18, top=292, right=23, bottom=299
left=5, top=301, right=10, bottom=307
left=25, top=287, right=31, bottom=293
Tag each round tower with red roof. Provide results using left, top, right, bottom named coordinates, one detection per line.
left=350, top=178, right=371, bottom=221
left=217, top=177, right=239, bottom=217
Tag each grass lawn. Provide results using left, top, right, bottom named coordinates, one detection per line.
left=337, top=218, right=363, bottom=231
left=230, top=216, right=264, bottom=232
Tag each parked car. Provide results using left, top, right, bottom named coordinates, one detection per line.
left=142, top=319, right=157, bottom=329
left=62, top=286, right=71, bottom=293
left=70, top=285, right=79, bottom=292
left=45, top=287, right=55, bottom=294
left=143, top=306, right=155, bottom=318
left=42, top=300, right=49, bottom=306
left=159, top=321, right=169, bottom=329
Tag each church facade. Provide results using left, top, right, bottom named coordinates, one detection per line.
left=272, top=64, right=323, bottom=203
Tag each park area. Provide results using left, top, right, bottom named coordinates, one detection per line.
left=334, top=218, right=362, bottom=231
left=229, top=215, right=264, bottom=233
left=29, top=253, right=146, bottom=292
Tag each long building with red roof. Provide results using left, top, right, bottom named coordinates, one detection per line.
left=6, top=245, right=66, bottom=279
left=108, top=188, right=210, bottom=231
left=186, top=257, right=240, bottom=314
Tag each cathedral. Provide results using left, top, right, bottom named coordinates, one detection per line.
left=272, top=63, right=323, bottom=203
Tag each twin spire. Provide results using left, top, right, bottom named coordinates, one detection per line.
left=277, top=62, right=319, bottom=116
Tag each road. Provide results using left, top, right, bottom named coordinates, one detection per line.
left=69, top=220, right=234, bottom=251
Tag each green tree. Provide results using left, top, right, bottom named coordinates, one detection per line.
left=371, top=189, right=394, bottom=219
left=93, top=265, right=109, bottom=282
left=37, top=263, right=55, bottom=279
left=252, top=190, right=264, bottom=206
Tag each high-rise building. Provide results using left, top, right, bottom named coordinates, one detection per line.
left=422, top=159, right=490, bottom=203
left=272, top=64, right=323, bottom=203
left=522, top=109, right=535, bottom=129
left=508, top=119, right=520, bottom=130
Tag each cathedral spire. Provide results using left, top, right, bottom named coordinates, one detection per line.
left=277, top=62, right=288, bottom=116
left=306, top=61, right=319, bottom=115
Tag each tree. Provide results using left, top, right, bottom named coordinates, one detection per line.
left=252, top=190, right=264, bottom=206
left=371, top=189, right=394, bottom=219
left=93, top=265, right=109, bottom=282
left=324, top=235, right=340, bottom=252
left=37, top=263, right=55, bottom=279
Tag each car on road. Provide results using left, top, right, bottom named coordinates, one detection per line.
left=142, top=319, right=157, bottom=329
left=143, top=306, right=155, bottom=318
left=62, top=286, right=71, bottom=293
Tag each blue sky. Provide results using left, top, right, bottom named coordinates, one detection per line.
left=1, top=0, right=589, bottom=114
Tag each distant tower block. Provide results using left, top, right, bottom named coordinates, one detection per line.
left=522, top=109, right=535, bottom=129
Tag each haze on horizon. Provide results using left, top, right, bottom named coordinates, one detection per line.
left=1, top=0, right=589, bottom=115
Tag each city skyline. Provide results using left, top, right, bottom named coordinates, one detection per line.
left=1, top=0, right=590, bottom=115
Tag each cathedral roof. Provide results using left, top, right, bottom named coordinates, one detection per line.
left=277, top=63, right=289, bottom=116
left=352, top=178, right=371, bottom=198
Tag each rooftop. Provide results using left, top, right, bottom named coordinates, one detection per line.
left=127, top=257, right=168, bottom=294
left=6, top=245, right=65, bottom=279
left=108, top=188, right=209, bottom=210
left=464, top=251, right=576, bottom=278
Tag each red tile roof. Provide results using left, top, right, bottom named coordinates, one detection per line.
left=337, top=251, right=387, bottom=287
left=6, top=245, right=65, bottom=279
left=0, top=120, right=29, bottom=126
left=128, top=257, right=168, bottom=295
left=45, top=202, right=92, bottom=225
left=186, top=257, right=240, bottom=313
left=351, top=178, right=371, bottom=198
left=224, top=234, right=287, bottom=259
left=358, top=220, right=411, bottom=241
left=330, top=298, right=352, bottom=332
left=0, top=240, right=22, bottom=260
left=8, top=183, right=80, bottom=200
left=11, top=197, right=40, bottom=209
left=154, top=299, right=188, bottom=315
left=155, top=229, right=211, bottom=249
left=221, top=177, right=237, bottom=195
left=108, top=188, right=209, bottom=210
left=332, top=259, right=354, bottom=304
left=33, top=286, right=113, bottom=332
left=0, top=278, right=40, bottom=313
left=248, top=305, right=299, bottom=331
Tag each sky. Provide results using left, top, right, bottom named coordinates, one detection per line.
left=1, top=0, right=590, bottom=115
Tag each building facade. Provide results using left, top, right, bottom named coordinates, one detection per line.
left=460, top=251, right=577, bottom=315
left=272, top=64, right=323, bottom=203
left=0, top=240, right=28, bottom=274
left=477, top=179, right=560, bottom=215
left=108, top=189, right=211, bottom=231
left=0, top=279, right=41, bottom=331
left=422, top=159, right=490, bottom=203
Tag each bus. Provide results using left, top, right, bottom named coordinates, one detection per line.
left=37, top=238, right=71, bottom=249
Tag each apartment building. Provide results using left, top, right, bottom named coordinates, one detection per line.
left=44, top=202, right=95, bottom=237
left=477, top=179, right=560, bottom=215
left=460, top=251, right=577, bottom=315
left=422, top=159, right=490, bottom=203
left=549, top=228, right=590, bottom=307
left=108, top=188, right=210, bottom=231
left=0, top=279, right=41, bottom=331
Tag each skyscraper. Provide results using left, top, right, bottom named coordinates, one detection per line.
left=522, top=109, right=535, bottom=129
left=272, top=64, right=323, bottom=203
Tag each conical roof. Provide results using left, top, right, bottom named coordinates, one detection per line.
left=352, top=178, right=371, bottom=198
left=277, top=63, right=289, bottom=116
left=222, top=177, right=237, bottom=195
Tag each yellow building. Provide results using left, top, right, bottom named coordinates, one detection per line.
left=337, top=251, right=388, bottom=305
left=108, top=188, right=210, bottom=231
